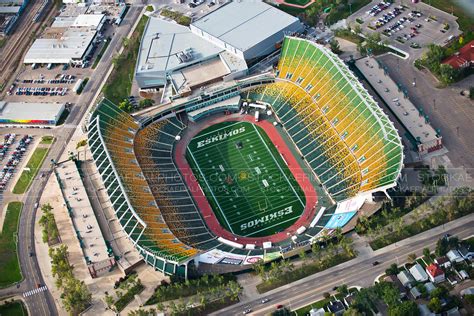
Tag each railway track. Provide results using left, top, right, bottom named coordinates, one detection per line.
left=0, top=0, right=57, bottom=92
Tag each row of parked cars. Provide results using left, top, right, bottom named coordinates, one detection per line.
left=0, top=135, right=33, bottom=191
left=21, top=76, right=76, bottom=85
left=15, top=87, right=68, bottom=96
left=382, top=11, right=423, bottom=37
left=373, top=6, right=403, bottom=29
left=367, top=1, right=392, bottom=17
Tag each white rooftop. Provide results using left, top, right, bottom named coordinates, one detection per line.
left=191, top=0, right=301, bottom=52
left=51, top=16, right=76, bottom=28
left=0, top=101, right=64, bottom=123
left=24, top=29, right=96, bottom=64
left=71, top=14, right=104, bottom=29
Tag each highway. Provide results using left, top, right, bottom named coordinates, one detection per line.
left=213, top=214, right=474, bottom=316
left=0, top=5, right=143, bottom=315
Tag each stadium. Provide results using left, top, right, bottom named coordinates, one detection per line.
left=87, top=36, right=403, bottom=278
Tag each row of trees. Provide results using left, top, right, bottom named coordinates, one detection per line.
left=153, top=279, right=241, bottom=315
left=105, top=274, right=144, bottom=312
left=38, top=204, right=60, bottom=245
left=254, top=229, right=356, bottom=292
left=118, top=98, right=155, bottom=113
left=49, top=245, right=92, bottom=314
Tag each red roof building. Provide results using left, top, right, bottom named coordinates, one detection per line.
left=442, top=40, right=474, bottom=69
left=426, top=263, right=445, bottom=283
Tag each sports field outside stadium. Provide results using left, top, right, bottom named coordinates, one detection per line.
left=186, top=121, right=306, bottom=237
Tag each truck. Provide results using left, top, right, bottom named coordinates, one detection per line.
left=255, top=111, right=260, bottom=122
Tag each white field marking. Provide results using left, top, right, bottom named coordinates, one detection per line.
left=244, top=215, right=302, bottom=237
left=191, top=121, right=243, bottom=139
left=252, top=124, right=305, bottom=207
left=187, top=146, right=235, bottom=233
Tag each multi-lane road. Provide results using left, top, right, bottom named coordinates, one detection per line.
left=214, top=214, right=474, bottom=315
left=0, top=5, right=143, bottom=315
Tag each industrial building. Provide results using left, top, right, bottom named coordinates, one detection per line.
left=135, top=0, right=303, bottom=93
left=0, top=0, right=28, bottom=35
left=0, top=101, right=65, bottom=125
left=23, top=14, right=105, bottom=65
left=190, top=1, right=303, bottom=61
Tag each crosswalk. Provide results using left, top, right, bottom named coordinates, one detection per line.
left=23, top=285, right=48, bottom=297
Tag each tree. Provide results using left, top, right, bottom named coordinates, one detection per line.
left=337, top=284, right=348, bottom=296
left=139, top=98, right=155, bottom=109
left=128, top=308, right=156, bottom=316
left=62, top=277, right=92, bottom=314
left=104, top=293, right=115, bottom=309
left=323, top=292, right=331, bottom=299
left=428, top=297, right=442, bottom=313
left=423, top=248, right=431, bottom=259
left=385, top=263, right=399, bottom=276
left=118, top=99, right=133, bottom=112
left=329, top=39, right=341, bottom=54
left=464, top=294, right=474, bottom=305
left=353, top=24, right=362, bottom=34
left=439, top=64, right=458, bottom=84
left=435, top=238, right=449, bottom=256
left=430, top=286, right=448, bottom=299
left=389, top=300, right=419, bottom=316
left=408, top=253, right=417, bottom=262
left=344, top=307, right=363, bottom=316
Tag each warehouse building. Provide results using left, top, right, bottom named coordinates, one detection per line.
left=23, top=14, right=105, bottom=65
left=0, top=101, right=65, bottom=125
left=135, top=0, right=302, bottom=93
left=190, top=0, right=304, bottom=61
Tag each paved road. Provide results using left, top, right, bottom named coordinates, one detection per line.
left=0, top=5, right=143, bottom=315
left=213, top=214, right=474, bottom=316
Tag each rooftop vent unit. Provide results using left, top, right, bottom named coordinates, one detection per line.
left=177, top=49, right=193, bottom=63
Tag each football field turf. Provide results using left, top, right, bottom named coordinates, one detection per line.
left=186, top=121, right=306, bottom=237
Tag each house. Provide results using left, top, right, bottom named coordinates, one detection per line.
left=459, top=270, right=469, bottom=280
left=397, top=270, right=415, bottom=288
left=445, top=307, right=461, bottom=316
left=441, top=40, right=474, bottom=69
left=460, top=287, right=474, bottom=296
left=384, top=275, right=407, bottom=298
left=326, top=300, right=345, bottom=316
left=434, top=256, right=451, bottom=268
left=424, top=282, right=436, bottom=294
left=418, top=304, right=435, bottom=316
left=411, top=286, right=422, bottom=299
left=309, top=308, right=326, bottom=316
left=409, top=264, right=429, bottom=282
left=447, top=250, right=464, bottom=263
left=458, top=244, right=474, bottom=260
left=447, top=275, right=458, bottom=286
left=343, top=293, right=356, bottom=306
left=426, top=263, right=445, bottom=283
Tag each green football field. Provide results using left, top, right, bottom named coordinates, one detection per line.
left=186, top=121, right=306, bottom=237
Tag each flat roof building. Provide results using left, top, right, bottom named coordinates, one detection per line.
left=24, top=14, right=104, bottom=65
left=190, top=0, right=303, bottom=61
left=0, top=101, right=65, bottom=125
left=135, top=17, right=247, bottom=92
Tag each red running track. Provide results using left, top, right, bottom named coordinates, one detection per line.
left=174, top=114, right=318, bottom=246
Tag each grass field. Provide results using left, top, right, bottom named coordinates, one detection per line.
left=13, top=147, right=49, bottom=194
left=186, top=121, right=305, bottom=237
left=0, top=301, right=27, bottom=316
left=0, top=202, right=23, bottom=287
left=40, top=136, right=54, bottom=145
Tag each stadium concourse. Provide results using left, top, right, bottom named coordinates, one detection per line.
left=87, top=36, right=403, bottom=277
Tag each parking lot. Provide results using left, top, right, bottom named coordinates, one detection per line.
left=347, top=0, right=461, bottom=57
left=0, top=134, right=35, bottom=193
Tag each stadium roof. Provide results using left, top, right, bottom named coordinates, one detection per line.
left=0, top=101, right=64, bottom=124
left=191, top=0, right=301, bottom=52
left=24, top=29, right=96, bottom=64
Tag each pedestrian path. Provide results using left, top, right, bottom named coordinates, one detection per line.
left=23, top=285, right=47, bottom=297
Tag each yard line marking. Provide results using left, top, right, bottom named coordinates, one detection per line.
left=187, top=146, right=235, bottom=234
left=252, top=124, right=305, bottom=208
left=191, top=121, right=243, bottom=139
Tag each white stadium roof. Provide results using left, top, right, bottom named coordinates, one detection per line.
left=191, top=0, right=301, bottom=52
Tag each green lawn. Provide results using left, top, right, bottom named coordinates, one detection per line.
left=103, top=14, right=149, bottom=105
left=293, top=297, right=330, bottom=315
left=283, top=0, right=312, bottom=6
left=0, top=202, right=23, bottom=287
left=326, top=0, right=371, bottom=25
left=13, top=147, right=49, bottom=194
left=426, top=0, right=474, bottom=32
left=186, top=121, right=305, bottom=237
left=0, top=301, right=27, bottom=316
left=40, top=136, right=55, bottom=145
